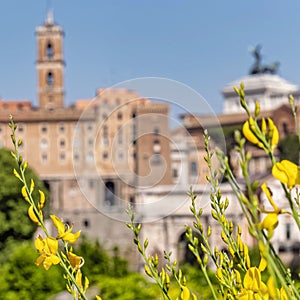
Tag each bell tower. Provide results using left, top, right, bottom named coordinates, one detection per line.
left=36, top=10, right=65, bottom=110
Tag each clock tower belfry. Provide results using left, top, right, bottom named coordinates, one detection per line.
left=36, top=10, right=65, bottom=110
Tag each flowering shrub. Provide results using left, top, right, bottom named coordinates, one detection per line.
left=9, top=83, right=300, bottom=299
left=9, top=116, right=101, bottom=300
left=128, top=85, right=300, bottom=300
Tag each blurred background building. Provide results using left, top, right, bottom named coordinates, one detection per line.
left=0, top=11, right=299, bottom=268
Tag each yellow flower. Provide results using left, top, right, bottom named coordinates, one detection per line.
left=266, top=277, right=278, bottom=299
left=242, top=117, right=279, bottom=151
left=261, top=183, right=280, bottom=213
left=34, top=235, right=60, bottom=270
left=67, top=252, right=82, bottom=270
left=239, top=267, right=269, bottom=299
left=272, top=160, right=300, bottom=189
left=50, top=215, right=81, bottom=243
left=21, top=186, right=30, bottom=203
left=28, top=205, right=42, bottom=226
left=260, top=183, right=283, bottom=238
left=180, top=286, right=190, bottom=300
left=260, top=213, right=278, bottom=238
left=280, top=286, right=292, bottom=300
left=242, top=117, right=263, bottom=148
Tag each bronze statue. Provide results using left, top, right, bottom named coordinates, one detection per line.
left=249, top=45, right=279, bottom=75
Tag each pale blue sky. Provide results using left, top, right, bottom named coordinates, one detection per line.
left=1, top=1, right=300, bottom=115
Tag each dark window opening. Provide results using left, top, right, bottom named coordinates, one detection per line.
left=190, top=161, right=198, bottom=176
left=117, top=112, right=123, bottom=120
left=178, top=232, right=204, bottom=265
left=59, top=123, right=65, bottom=132
left=18, top=125, right=24, bottom=133
left=105, top=181, right=115, bottom=206
left=129, top=196, right=135, bottom=205
left=286, top=223, right=291, bottom=240
left=83, top=219, right=90, bottom=228
left=47, top=72, right=54, bottom=86
left=154, top=127, right=160, bottom=135
left=47, top=43, right=54, bottom=59
left=173, top=168, right=178, bottom=178
left=283, top=122, right=289, bottom=135
left=60, top=139, right=66, bottom=148
left=89, top=180, right=94, bottom=189
left=279, top=245, right=287, bottom=253
left=41, top=125, right=48, bottom=133
left=41, top=153, right=48, bottom=162
left=103, top=151, right=108, bottom=160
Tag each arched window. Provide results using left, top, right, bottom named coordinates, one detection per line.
left=46, top=43, right=54, bottom=59
left=47, top=72, right=54, bottom=86
left=178, top=232, right=204, bottom=264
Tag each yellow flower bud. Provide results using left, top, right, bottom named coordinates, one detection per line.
left=211, top=210, right=218, bottom=220
left=255, top=101, right=260, bottom=118
left=144, top=264, right=152, bottom=277
left=13, top=169, right=22, bottom=181
left=235, top=269, right=242, bottom=287
left=221, top=231, right=228, bottom=244
left=207, top=226, right=211, bottom=237
left=242, top=118, right=263, bottom=148
left=30, top=179, right=35, bottom=194
left=38, top=190, right=45, bottom=210
left=268, top=118, right=279, bottom=149
left=28, top=205, right=42, bottom=225
left=217, top=268, right=223, bottom=280
left=261, top=117, right=267, bottom=135
left=165, top=272, right=170, bottom=290
left=22, top=186, right=30, bottom=203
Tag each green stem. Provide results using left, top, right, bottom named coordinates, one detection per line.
left=57, top=252, right=88, bottom=300
left=201, top=265, right=218, bottom=300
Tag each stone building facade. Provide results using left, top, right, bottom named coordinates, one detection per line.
left=0, top=12, right=174, bottom=263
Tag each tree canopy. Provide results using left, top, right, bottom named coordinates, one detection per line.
left=0, top=148, right=48, bottom=250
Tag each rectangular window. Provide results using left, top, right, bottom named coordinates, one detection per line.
left=41, top=153, right=48, bottom=163
left=190, top=161, right=198, bottom=176
left=60, top=152, right=66, bottom=161
left=41, top=124, right=48, bottom=134
left=172, top=168, right=178, bottom=178
left=58, top=123, right=65, bottom=133
left=286, top=223, right=291, bottom=240
left=118, top=126, right=123, bottom=144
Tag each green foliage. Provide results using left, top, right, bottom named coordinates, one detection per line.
left=0, top=148, right=48, bottom=251
left=75, top=235, right=129, bottom=283
left=0, top=241, right=64, bottom=300
left=96, top=273, right=159, bottom=300
left=278, top=134, right=300, bottom=164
